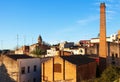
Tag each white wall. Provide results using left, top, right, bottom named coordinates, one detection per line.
left=91, top=34, right=117, bottom=43
left=46, top=49, right=59, bottom=57
left=64, top=48, right=85, bottom=55
left=18, top=58, right=40, bottom=82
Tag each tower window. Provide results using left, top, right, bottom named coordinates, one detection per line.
left=115, top=53, right=118, bottom=58
left=112, top=53, right=115, bottom=60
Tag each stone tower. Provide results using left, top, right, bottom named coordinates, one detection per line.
left=38, top=35, right=42, bottom=44
left=99, top=3, right=107, bottom=58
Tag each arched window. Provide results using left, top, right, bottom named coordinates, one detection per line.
left=111, top=53, right=114, bottom=60
left=80, top=49, right=83, bottom=53
left=115, top=53, right=118, bottom=58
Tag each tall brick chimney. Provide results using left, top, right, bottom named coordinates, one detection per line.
left=99, top=3, right=107, bottom=58
left=99, top=3, right=107, bottom=72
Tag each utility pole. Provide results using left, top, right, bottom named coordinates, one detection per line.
left=17, top=34, right=19, bottom=49
left=32, top=37, right=34, bottom=44
left=1, top=40, right=3, bottom=50
left=24, top=35, right=26, bottom=46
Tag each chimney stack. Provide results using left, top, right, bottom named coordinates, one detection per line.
left=99, top=3, right=107, bottom=58
left=99, top=3, right=107, bottom=72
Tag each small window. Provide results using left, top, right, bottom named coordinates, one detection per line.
left=33, top=78, right=36, bottom=82
left=80, top=49, right=83, bottom=53
left=47, top=52, right=50, bottom=54
left=28, top=66, right=30, bottom=73
left=34, top=65, right=37, bottom=72
left=54, top=63, right=61, bottom=73
left=112, top=53, right=114, bottom=60
left=119, top=39, right=120, bottom=41
left=21, top=67, right=25, bottom=74
left=115, top=53, right=118, bottom=58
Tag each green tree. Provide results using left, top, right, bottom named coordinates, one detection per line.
left=96, top=65, right=120, bottom=82
left=83, top=65, right=120, bottom=82
left=31, top=47, right=45, bottom=57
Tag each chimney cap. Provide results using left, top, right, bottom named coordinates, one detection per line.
left=100, top=2, right=106, bottom=7
left=100, top=2, right=105, bottom=6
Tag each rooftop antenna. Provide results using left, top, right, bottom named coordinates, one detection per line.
left=32, top=37, right=33, bottom=44
left=17, top=34, right=19, bottom=49
left=24, top=35, right=26, bottom=46
left=1, top=40, right=3, bottom=50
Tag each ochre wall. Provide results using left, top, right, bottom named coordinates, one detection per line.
left=42, top=56, right=76, bottom=82
left=2, top=55, right=18, bottom=81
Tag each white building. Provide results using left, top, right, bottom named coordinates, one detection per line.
left=63, top=48, right=86, bottom=55
left=46, top=47, right=60, bottom=57
left=91, top=34, right=117, bottom=43
left=0, top=54, right=40, bottom=82
left=46, top=46, right=86, bottom=57
left=59, top=41, right=74, bottom=50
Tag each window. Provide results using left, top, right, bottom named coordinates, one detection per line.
left=80, top=49, right=83, bottom=53
left=112, top=61, right=115, bottom=65
left=34, top=65, right=37, bottom=72
left=33, top=78, right=36, bottom=82
left=112, top=53, right=115, bottom=60
left=115, top=53, right=118, bottom=58
left=54, top=63, right=61, bottom=73
left=119, top=39, right=120, bottom=41
left=21, top=67, right=25, bottom=74
left=28, top=66, right=30, bottom=73
left=47, top=52, right=50, bottom=54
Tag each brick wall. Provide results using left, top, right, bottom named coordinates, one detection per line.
left=42, top=56, right=76, bottom=82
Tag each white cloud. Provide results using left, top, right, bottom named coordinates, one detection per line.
left=94, top=0, right=120, bottom=23
left=106, top=0, right=114, bottom=2
left=105, top=3, right=112, bottom=8
left=106, top=10, right=116, bottom=14
left=94, top=2, right=100, bottom=6
left=77, top=15, right=99, bottom=25
left=96, top=0, right=114, bottom=3
left=106, top=10, right=116, bottom=22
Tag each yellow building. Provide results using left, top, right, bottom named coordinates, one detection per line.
left=41, top=55, right=96, bottom=82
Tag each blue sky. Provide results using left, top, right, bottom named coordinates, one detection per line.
left=0, top=0, right=120, bottom=49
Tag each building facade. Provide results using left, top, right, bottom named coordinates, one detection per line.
left=15, top=35, right=49, bottom=56
left=59, top=41, right=74, bottom=50
left=41, top=55, right=96, bottom=82
left=0, top=55, right=40, bottom=82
